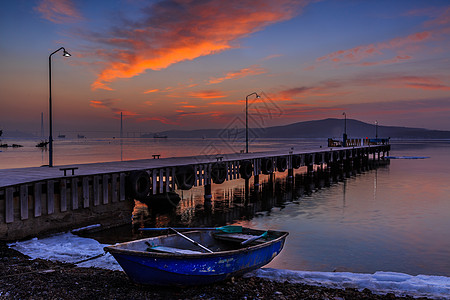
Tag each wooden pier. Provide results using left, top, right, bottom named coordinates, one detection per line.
left=0, top=142, right=389, bottom=240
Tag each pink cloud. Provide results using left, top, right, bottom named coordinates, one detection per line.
left=35, top=0, right=83, bottom=23
left=424, top=6, right=450, bottom=27
left=358, top=55, right=412, bottom=66
left=311, top=6, right=450, bottom=70
left=390, top=76, right=450, bottom=91
left=262, top=54, right=283, bottom=61
left=209, top=65, right=266, bottom=84
left=274, top=81, right=346, bottom=101
left=316, top=31, right=431, bottom=65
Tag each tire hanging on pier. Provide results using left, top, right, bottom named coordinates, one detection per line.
left=276, top=157, right=287, bottom=172
left=261, top=158, right=273, bottom=175
left=127, top=170, right=151, bottom=200
left=292, top=155, right=301, bottom=169
left=211, top=163, right=227, bottom=184
left=175, top=165, right=195, bottom=190
left=239, top=160, right=253, bottom=179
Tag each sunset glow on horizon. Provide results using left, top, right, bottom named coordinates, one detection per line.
left=1, top=0, right=450, bottom=136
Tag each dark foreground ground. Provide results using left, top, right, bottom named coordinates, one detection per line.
left=0, top=242, right=430, bottom=300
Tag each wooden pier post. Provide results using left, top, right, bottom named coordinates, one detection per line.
left=254, top=175, right=259, bottom=186
left=204, top=184, right=212, bottom=200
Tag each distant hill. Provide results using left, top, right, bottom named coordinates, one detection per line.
left=154, top=118, right=450, bottom=139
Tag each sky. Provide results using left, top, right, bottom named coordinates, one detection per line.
left=1, top=0, right=450, bottom=137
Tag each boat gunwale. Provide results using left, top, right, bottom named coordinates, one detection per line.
left=104, top=230, right=289, bottom=258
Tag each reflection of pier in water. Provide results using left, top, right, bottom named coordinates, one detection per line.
left=131, top=158, right=390, bottom=232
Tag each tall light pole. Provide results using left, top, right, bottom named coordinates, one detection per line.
left=48, top=47, right=71, bottom=167
left=245, top=92, right=260, bottom=153
left=342, top=112, right=347, bottom=147
left=375, top=120, right=378, bottom=139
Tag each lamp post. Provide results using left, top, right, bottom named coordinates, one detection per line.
left=375, top=120, right=378, bottom=139
left=48, top=47, right=71, bottom=167
left=245, top=92, right=260, bottom=153
left=342, top=112, right=347, bottom=147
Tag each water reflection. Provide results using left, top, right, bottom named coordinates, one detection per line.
left=130, top=160, right=386, bottom=238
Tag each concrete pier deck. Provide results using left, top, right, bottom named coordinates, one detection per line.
left=1, top=147, right=356, bottom=188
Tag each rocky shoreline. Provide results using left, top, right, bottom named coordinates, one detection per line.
left=0, top=242, right=430, bottom=300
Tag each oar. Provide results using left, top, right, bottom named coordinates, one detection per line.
left=169, top=227, right=213, bottom=253
left=73, top=252, right=106, bottom=264
left=139, top=225, right=243, bottom=234
left=241, top=231, right=268, bottom=246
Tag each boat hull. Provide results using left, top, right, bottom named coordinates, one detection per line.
left=106, top=229, right=287, bottom=286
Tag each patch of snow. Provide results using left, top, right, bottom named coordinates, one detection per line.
left=386, top=156, right=430, bottom=159
left=245, top=268, right=450, bottom=299
left=7, top=232, right=122, bottom=271
left=8, top=233, right=450, bottom=299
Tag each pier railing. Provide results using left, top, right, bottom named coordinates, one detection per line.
left=328, top=137, right=390, bottom=147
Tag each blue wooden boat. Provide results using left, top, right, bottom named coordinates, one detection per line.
left=104, top=227, right=288, bottom=286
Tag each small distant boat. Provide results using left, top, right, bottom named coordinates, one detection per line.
left=77, top=134, right=85, bottom=139
left=58, top=134, right=66, bottom=138
left=153, top=133, right=168, bottom=138
left=36, top=140, right=49, bottom=147
left=104, top=226, right=288, bottom=286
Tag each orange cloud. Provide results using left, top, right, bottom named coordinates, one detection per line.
left=89, top=99, right=118, bottom=108
left=181, top=105, right=201, bottom=108
left=176, top=111, right=224, bottom=118
left=209, top=65, right=266, bottom=84
left=136, top=117, right=179, bottom=125
left=35, top=0, right=83, bottom=23
left=116, top=110, right=139, bottom=117
left=90, top=99, right=139, bottom=117
left=209, top=101, right=241, bottom=106
left=90, top=0, right=307, bottom=90
left=189, top=90, right=227, bottom=99
left=143, top=89, right=159, bottom=94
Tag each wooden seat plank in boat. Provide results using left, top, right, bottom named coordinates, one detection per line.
left=213, top=233, right=266, bottom=244
left=148, top=246, right=203, bottom=255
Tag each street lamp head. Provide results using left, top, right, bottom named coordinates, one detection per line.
left=256, top=93, right=261, bottom=99
left=63, top=49, right=71, bottom=57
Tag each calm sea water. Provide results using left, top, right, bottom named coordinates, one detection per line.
left=1, top=138, right=449, bottom=276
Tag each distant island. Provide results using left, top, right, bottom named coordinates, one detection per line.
left=2, top=119, right=450, bottom=139
left=144, top=118, right=450, bottom=140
